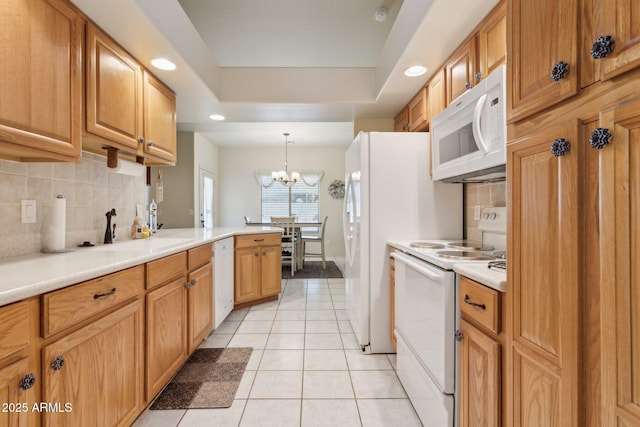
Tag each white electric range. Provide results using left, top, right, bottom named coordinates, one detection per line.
left=388, top=207, right=506, bottom=427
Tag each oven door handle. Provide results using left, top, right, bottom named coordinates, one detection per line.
left=391, top=251, right=443, bottom=281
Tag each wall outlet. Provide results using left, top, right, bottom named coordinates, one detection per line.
left=473, top=205, right=481, bottom=221
left=21, top=200, right=36, bottom=224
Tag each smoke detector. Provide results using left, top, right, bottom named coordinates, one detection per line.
left=375, top=8, right=387, bottom=22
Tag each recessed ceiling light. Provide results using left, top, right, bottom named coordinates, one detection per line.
left=404, top=65, right=427, bottom=77
left=209, top=114, right=225, bottom=121
left=151, top=58, right=176, bottom=71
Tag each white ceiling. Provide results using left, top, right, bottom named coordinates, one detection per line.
left=71, top=0, right=499, bottom=147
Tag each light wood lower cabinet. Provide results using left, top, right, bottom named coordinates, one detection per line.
left=42, top=299, right=144, bottom=427
left=187, top=263, right=213, bottom=353
left=234, top=234, right=282, bottom=307
left=459, top=276, right=503, bottom=427
left=146, top=276, right=188, bottom=400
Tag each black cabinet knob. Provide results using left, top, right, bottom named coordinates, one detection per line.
left=550, top=61, right=570, bottom=81
left=455, top=330, right=464, bottom=342
left=51, top=356, right=65, bottom=371
left=19, top=373, right=36, bottom=390
left=465, top=81, right=472, bottom=90
left=589, top=128, right=612, bottom=149
left=551, top=138, right=570, bottom=157
left=476, top=72, right=483, bottom=81
left=591, top=35, right=615, bottom=59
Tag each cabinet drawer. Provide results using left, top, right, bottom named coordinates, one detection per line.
left=188, top=244, right=212, bottom=271
left=235, top=233, right=281, bottom=249
left=42, top=266, right=144, bottom=338
left=146, top=251, right=187, bottom=289
left=460, top=276, right=501, bottom=334
left=0, top=301, right=31, bottom=360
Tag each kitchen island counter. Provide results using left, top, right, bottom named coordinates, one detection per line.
left=0, top=227, right=280, bottom=306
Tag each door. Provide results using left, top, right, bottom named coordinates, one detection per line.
left=0, top=357, right=34, bottom=427
left=146, top=278, right=187, bottom=399
left=446, top=38, right=477, bottom=104
left=187, top=263, right=213, bottom=353
left=260, top=245, right=282, bottom=297
left=599, top=98, right=640, bottom=427
left=42, top=300, right=144, bottom=427
left=143, top=71, right=176, bottom=163
left=392, top=250, right=456, bottom=393
left=234, top=246, right=260, bottom=304
left=199, top=169, right=215, bottom=228
left=600, top=0, right=640, bottom=80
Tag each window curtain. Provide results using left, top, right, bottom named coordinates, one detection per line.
left=254, top=170, right=325, bottom=188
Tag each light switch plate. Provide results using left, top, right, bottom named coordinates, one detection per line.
left=21, top=200, right=36, bottom=224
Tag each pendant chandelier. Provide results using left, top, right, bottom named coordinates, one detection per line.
left=272, top=132, right=300, bottom=187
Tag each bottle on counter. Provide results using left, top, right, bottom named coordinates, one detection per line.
left=149, top=199, right=158, bottom=234
left=130, top=217, right=142, bottom=239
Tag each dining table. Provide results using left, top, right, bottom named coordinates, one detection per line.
left=245, top=221, right=322, bottom=270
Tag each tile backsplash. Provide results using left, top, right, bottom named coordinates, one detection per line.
left=464, top=181, right=506, bottom=242
left=0, top=152, right=147, bottom=259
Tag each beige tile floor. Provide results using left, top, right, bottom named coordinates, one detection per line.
left=132, top=277, right=423, bottom=427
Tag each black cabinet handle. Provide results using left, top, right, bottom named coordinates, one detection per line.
left=51, top=356, right=65, bottom=371
left=464, top=294, right=486, bottom=310
left=254, top=238, right=265, bottom=242
left=591, top=35, right=615, bottom=59
left=94, top=288, right=116, bottom=300
left=19, top=373, right=36, bottom=390
left=589, top=128, right=612, bottom=149
left=550, top=61, right=569, bottom=81
left=550, top=138, right=570, bottom=157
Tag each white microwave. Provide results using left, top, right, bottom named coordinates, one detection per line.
left=431, top=65, right=506, bottom=183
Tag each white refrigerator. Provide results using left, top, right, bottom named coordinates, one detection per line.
left=343, top=131, right=462, bottom=353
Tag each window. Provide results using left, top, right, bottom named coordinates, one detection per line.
left=261, top=181, right=319, bottom=222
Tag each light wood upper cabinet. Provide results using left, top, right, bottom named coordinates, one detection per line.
left=428, top=68, right=447, bottom=122
left=477, top=1, right=506, bottom=82
left=408, top=87, right=428, bottom=132
left=85, top=22, right=143, bottom=153
left=508, top=0, right=579, bottom=121
left=42, top=299, right=144, bottom=427
left=507, top=120, right=580, bottom=427
left=446, top=38, right=477, bottom=105
left=85, top=22, right=176, bottom=165
left=599, top=0, right=640, bottom=80
left=599, top=98, right=640, bottom=427
left=143, top=72, right=177, bottom=164
left=0, top=0, right=82, bottom=162
left=394, top=107, right=409, bottom=132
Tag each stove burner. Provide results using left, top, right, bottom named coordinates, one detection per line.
left=409, top=241, right=445, bottom=249
left=445, top=241, right=495, bottom=251
left=488, top=260, right=507, bottom=271
left=436, top=250, right=496, bottom=260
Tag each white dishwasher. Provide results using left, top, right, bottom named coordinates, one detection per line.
left=214, top=237, right=234, bottom=329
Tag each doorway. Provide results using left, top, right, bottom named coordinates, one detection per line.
left=199, top=168, right=215, bottom=228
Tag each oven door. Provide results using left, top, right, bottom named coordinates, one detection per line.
left=392, top=250, right=456, bottom=393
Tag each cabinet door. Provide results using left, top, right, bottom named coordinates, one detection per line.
left=477, top=1, right=506, bottom=81
left=599, top=98, right=640, bottom=427
left=146, top=278, right=187, bottom=400
left=234, top=247, right=261, bottom=304
left=42, top=299, right=144, bottom=427
left=0, top=358, right=35, bottom=427
left=394, top=107, right=409, bottom=132
left=446, top=38, right=477, bottom=104
left=507, top=121, right=579, bottom=427
left=596, top=0, right=640, bottom=80
left=408, top=87, right=428, bottom=132
left=187, top=263, right=213, bottom=353
left=508, top=0, right=579, bottom=121
left=86, top=23, right=143, bottom=152
left=428, top=68, right=447, bottom=120
left=0, top=0, right=82, bottom=162
left=143, top=72, right=176, bottom=164
left=460, top=320, right=501, bottom=427
left=260, top=245, right=282, bottom=297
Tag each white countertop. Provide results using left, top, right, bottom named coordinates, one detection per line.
left=0, top=227, right=281, bottom=306
left=453, top=262, right=507, bottom=292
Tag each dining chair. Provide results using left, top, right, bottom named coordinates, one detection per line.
left=302, top=216, right=328, bottom=269
left=270, top=216, right=297, bottom=276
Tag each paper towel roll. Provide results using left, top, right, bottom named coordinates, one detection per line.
left=110, top=159, right=145, bottom=176
left=46, top=195, right=66, bottom=252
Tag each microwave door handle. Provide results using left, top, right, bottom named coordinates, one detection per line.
left=472, top=93, right=489, bottom=153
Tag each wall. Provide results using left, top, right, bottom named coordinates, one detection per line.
left=353, top=118, right=394, bottom=135
left=151, top=132, right=220, bottom=228
left=464, top=181, right=506, bottom=241
left=0, top=152, right=147, bottom=258
left=218, top=145, right=347, bottom=257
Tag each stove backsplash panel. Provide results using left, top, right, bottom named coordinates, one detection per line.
left=464, top=181, right=506, bottom=242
